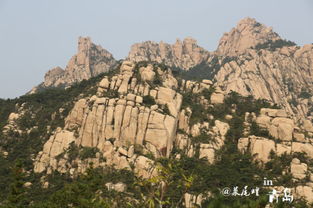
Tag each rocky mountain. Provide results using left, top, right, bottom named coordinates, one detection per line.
left=176, top=18, right=312, bottom=123
left=216, top=17, right=282, bottom=56
left=127, top=37, right=210, bottom=70
left=210, top=18, right=313, bottom=121
left=214, top=44, right=313, bottom=120
left=2, top=17, right=313, bottom=207
left=30, top=37, right=117, bottom=93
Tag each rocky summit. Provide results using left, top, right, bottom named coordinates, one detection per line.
left=1, top=17, right=313, bottom=207
left=127, top=37, right=210, bottom=70
left=216, top=17, right=282, bottom=56
left=30, top=37, right=117, bottom=93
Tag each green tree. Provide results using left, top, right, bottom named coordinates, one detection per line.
left=6, top=160, right=29, bottom=207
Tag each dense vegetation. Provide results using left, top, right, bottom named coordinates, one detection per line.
left=178, top=56, right=221, bottom=81
left=0, top=65, right=121, bottom=205
left=254, top=39, right=296, bottom=51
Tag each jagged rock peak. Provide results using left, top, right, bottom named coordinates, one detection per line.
left=216, top=17, right=281, bottom=56
left=44, top=66, right=64, bottom=87
left=127, top=37, right=210, bottom=70
left=31, top=36, right=117, bottom=93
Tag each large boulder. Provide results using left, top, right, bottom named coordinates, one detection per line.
left=292, top=142, right=313, bottom=158
left=210, top=93, right=224, bottom=104
left=238, top=136, right=275, bottom=163
left=295, top=186, right=313, bottom=203
left=139, top=65, right=155, bottom=82
left=290, top=158, right=307, bottom=180
left=303, top=120, right=313, bottom=133
left=134, top=156, right=156, bottom=178
left=270, top=118, right=294, bottom=141
left=199, top=144, right=215, bottom=163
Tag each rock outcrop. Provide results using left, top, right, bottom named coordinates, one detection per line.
left=239, top=108, right=313, bottom=164
left=216, top=17, right=281, bottom=56
left=30, top=37, right=117, bottom=93
left=127, top=37, right=210, bottom=70
left=214, top=44, right=313, bottom=119
left=34, top=61, right=183, bottom=177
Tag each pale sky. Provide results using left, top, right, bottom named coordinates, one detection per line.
left=0, top=0, right=312, bottom=98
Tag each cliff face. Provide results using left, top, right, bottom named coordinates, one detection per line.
left=127, top=37, right=210, bottom=70
left=214, top=44, right=313, bottom=120
left=34, top=61, right=183, bottom=177
left=208, top=18, right=313, bottom=121
left=31, top=37, right=117, bottom=92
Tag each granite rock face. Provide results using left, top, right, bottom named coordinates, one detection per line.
left=216, top=17, right=281, bottom=56
left=33, top=60, right=220, bottom=178
left=34, top=61, right=183, bottom=177
left=127, top=37, right=210, bottom=70
left=214, top=43, right=313, bottom=120
left=211, top=18, right=313, bottom=120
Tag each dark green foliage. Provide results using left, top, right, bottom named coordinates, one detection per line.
left=153, top=71, right=162, bottom=86
left=220, top=56, right=238, bottom=66
left=181, top=91, right=194, bottom=109
left=0, top=67, right=121, bottom=203
left=179, top=57, right=219, bottom=81
left=224, top=92, right=278, bottom=116
left=190, top=103, right=207, bottom=125
left=181, top=91, right=209, bottom=125
left=6, top=160, right=29, bottom=207
left=163, top=104, right=171, bottom=115
left=191, top=132, right=215, bottom=145
left=203, top=194, right=268, bottom=208
left=289, top=97, right=299, bottom=106
left=254, top=39, right=296, bottom=51
left=0, top=99, right=15, bottom=131
left=250, top=121, right=271, bottom=138
left=264, top=151, right=294, bottom=186
left=16, top=112, right=36, bottom=130
left=0, top=167, right=137, bottom=208
left=208, top=92, right=277, bottom=122
left=79, top=147, right=99, bottom=160
left=103, top=90, right=118, bottom=98
left=142, top=95, right=156, bottom=106
left=67, top=142, right=80, bottom=162
left=182, top=91, right=277, bottom=127
left=300, top=88, right=312, bottom=99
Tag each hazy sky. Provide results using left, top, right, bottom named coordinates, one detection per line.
left=0, top=0, right=312, bottom=99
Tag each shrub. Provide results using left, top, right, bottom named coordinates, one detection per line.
left=179, top=58, right=220, bottom=81
left=254, top=39, right=296, bottom=51
left=79, top=147, right=99, bottom=160
left=163, top=104, right=171, bottom=115
left=103, top=90, right=118, bottom=98
left=250, top=121, right=271, bottom=138
left=300, top=88, right=312, bottom=99
left=67, top=142, right=80, bottom=162
left=142, top=95, right=156, bottom=106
